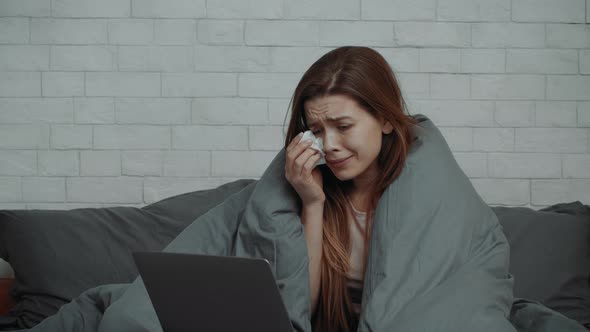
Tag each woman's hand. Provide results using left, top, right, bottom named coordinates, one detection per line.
left=285, top=133, right=325, bottom=206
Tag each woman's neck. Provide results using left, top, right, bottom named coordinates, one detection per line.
left=347, top=189, right=370, bottom=213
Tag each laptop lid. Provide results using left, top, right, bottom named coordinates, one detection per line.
left=133, top=251, right=294, bottom=332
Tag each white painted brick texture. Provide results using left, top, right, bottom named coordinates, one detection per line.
left=0, top=0, right=587, bottom=209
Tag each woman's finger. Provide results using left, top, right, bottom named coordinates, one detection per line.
left=286, top=132, right=304, bottom=153
left=287, top=139, right=313, bottom=170
left=301, top=151, right=321, bottom=177
left=293, top=148, right=318, bottom=175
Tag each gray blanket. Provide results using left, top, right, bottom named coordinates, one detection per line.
left=23, top=116, right=587, bottom=332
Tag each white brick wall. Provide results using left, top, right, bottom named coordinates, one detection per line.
left=0, top=0, right=588, bottom=210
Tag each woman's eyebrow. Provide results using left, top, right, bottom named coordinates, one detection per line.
left=307, top=115, right=353, bottom=127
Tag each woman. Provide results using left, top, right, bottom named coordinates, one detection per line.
left=284, top=46, right=417, bottom=332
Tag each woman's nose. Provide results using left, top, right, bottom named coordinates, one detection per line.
left=321, top=131, right=339, bottom=151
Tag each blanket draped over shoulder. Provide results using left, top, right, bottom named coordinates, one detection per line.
left=23, top=116, right=587, bottom=332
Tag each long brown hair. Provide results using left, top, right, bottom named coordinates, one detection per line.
left=284, top=46, right=416, bottom=332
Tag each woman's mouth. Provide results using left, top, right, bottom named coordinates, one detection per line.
left=327, top=156, right=351, bottom=168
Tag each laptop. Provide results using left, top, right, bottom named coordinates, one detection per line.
left=132, top=251, right=294, bottom=332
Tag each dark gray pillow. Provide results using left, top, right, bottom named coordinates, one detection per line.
left=493, top=202, right=590, bottom=329
left=0, top=179, right=254, bottom=329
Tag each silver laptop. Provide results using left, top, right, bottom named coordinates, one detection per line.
left=133, top=251, right=294, bottom=332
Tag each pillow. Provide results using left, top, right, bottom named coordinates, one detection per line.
left=0, top=179, right=254, bottom=330
left=493, top=202, right=590, bottom=329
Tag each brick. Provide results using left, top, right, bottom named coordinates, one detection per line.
left=452, top=152, right=487, bottom=178
left=547, top=75, right=590, bottom=100
left=321, top=20, right=397, bottom=47
left=471, top=179, right=530, bottom=205
left=238, top=73, right=301, bottom=98
left=248, top=126, right=284, bottom=150
left=155, top=19, right=196, bottom=45
left=430, top=74, right=470, bottom=99
left=0, top=98, right=73, bottom=124
left=473, top=128, right=514, bottom=152
left=27, top=202, right=103, bottom=209
left=494, top=101, right=535, bottom=127
left=535, top=101, right=577, bottom=127
left=116, top=98, right=191, bottom=124
left=419, top=49, right=459, bottom=73
left=0, top=0, right=50, bottom=16
left=472, top=23, right=545, bottom=48
left=0, top=72, right=40, bottom=97
left=460, top=49, right=505, bottom=73
left=205, top=0, right=282, bottom=19
left=118, top=46, right=193, bottom=72
left=42, top=72, right=84, bottom=97
left=438, top=127, right=473, bottom=151
left=67, top=177, right=143, bottom=203
left=163, top=151, right=210, bottom=176
left=437, top=0, right=510, bottom=21
left=285, top=0, right=359, bottom=19
left=52, top=0, right=131, bottom=17
left=94, top=125, right=170, bottom=150
left=0, top=46, right=49, bottom=71
left=0, top=177, right=21, bottom=202
left=74, top=98, right=115, bottom=124
left=512, top=0, right=585, bottom=23
left=395, top=73, right=429, bottom=99
left=0, top=151, right=36, bottom=175
left=246, top=21, right=318, bottom=46
left=51, top=125, right=92, bottom=149
left=132, top=0, right=205, bottom=18
left=143, top=177, right=223, bottom=203
left=38, top=150, right=79, bottom=176
left=80, top=151, right=121, bottom=176
left=0, top=204, right=25, bottom=210
left=376, top=47, right=420, bottom=73
left=0, top=124, right=49, bottom=149
left=212, top=151, right=277, bottom=177
left=507, top=49, right=578, bottom=74
left=394, top=22, right=470, bottom=47
left=418, top=100, right=493, bottom=127
left=31, top=18, right=107, bottom=44
left=0, top=18, right=29, bottom=43
left=581, top=50, right=590, bottom=74
left=268, top=47, right=331, bottom=73
left=51, top=46, right=116, bottom=71
left=192, top=98, right=268, bottom=125
left=194, top=46, right=270, bottom=72
left=488, top=153, right=561, bottom=178
left=172, top=125, right=248, bottom=150
left=107, top=19, right=153, bottom=45
left=268, top=98, right=292, bottom=125
left=546, top=24, right=590, bottom=48
left=197, top=20, right=243, bottom=46
left=86, top=72, right=160, bottom=97
left=122, top=151, right=163, bottom=176
left=471, top=75, right=545, bottom=100
left=362, top=0, right=435, bottom=20
left=563, top=154, right=590, bottom=177
left=578, top=102, right=590, bottom=126
left=23, top=177, right=66, bottom=202
left=162, top=73, right=237, bottom=97
left=516, top=128, right=588, bottom=153
left=532, top=179, right=590, bottom=205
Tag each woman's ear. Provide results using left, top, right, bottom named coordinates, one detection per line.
left=382, top=121, right=393, bottom=135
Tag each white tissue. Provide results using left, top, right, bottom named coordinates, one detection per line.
left=300, top=130, right=326, bottom=166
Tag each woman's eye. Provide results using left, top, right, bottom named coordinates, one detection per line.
left=311, top=129, right=321, bottom=135
left=338, top=125, right=351, bottom=131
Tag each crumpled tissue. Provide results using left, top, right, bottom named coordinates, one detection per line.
left=300, top=130, right=326, bottom=166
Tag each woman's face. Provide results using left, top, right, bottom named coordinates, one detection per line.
left=304, top=94, right=392, bottom=187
